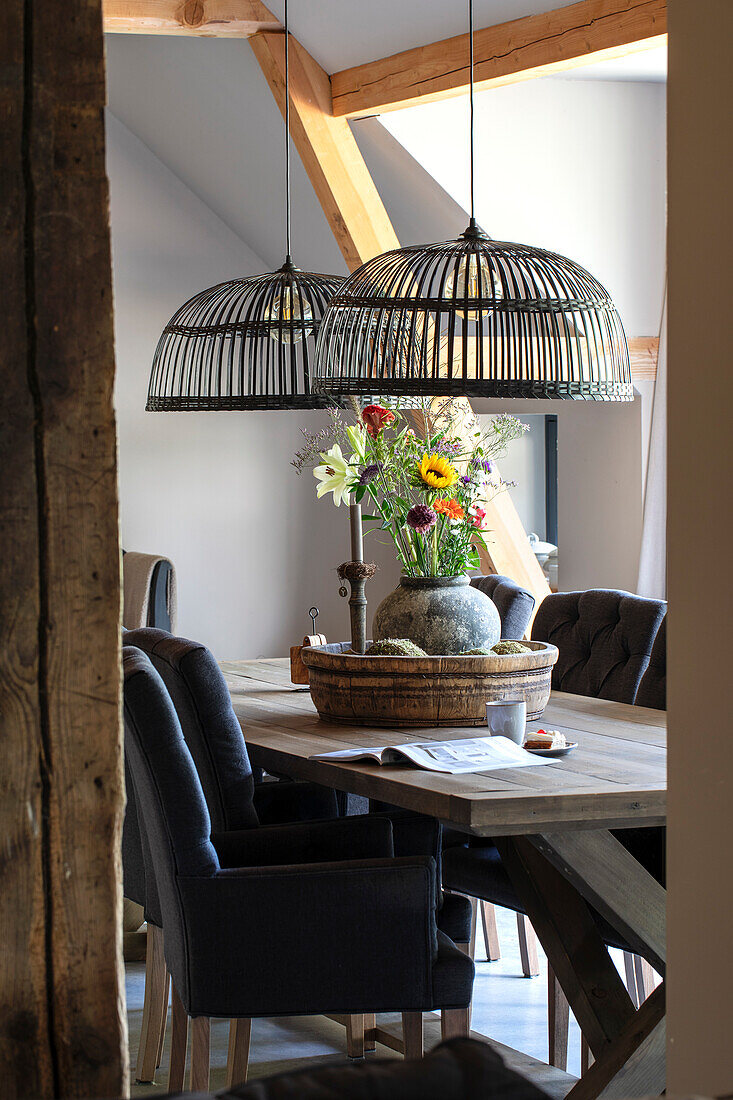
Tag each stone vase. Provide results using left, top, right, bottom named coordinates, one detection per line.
left=372, top=575, right=501, bottom=656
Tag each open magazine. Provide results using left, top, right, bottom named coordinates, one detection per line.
left=309, top=736, right=553, bottom=775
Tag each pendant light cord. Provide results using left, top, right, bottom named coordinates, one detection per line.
left=469, top=0, right=476, bottom=228
left=284, top=0, right=292, bottom=263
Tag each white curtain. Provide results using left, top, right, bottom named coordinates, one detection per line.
left=637, top=295, right=667, bottom=599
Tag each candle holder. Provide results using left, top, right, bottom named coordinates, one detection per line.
left=338, top=561, right=377, bottom=655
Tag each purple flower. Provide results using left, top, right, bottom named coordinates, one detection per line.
left=406, top=504, right=438, bottom=535
left=359, top=462, right=383, bottom=485
left=460, top=474, right=473, bottom=486
left=470, top=456, right=495, bottom=475
left=435, top=439, right=461, bottom=457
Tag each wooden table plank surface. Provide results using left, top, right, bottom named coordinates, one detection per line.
left=223, top=659, right=666, bottom=836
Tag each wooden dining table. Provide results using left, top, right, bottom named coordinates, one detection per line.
left=223, top=658, right=666, bottom=1100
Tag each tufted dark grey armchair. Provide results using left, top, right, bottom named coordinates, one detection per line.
left=531, top=589, right=666, bottom=702
left=636, top=615, right=667, bottom=710
left=470, top=574, right=536, bottom=640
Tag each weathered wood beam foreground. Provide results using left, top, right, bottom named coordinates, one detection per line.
left=103, top=0, right=282, bottom=36
left=0, top=0, right=127, bottom=1096
left=331, top=0, right=667, bottom=117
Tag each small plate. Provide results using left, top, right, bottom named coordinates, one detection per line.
left=524, top=741, right=578, bottom=757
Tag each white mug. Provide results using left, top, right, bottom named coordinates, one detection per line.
left=485, top=699, right=527, bottom=745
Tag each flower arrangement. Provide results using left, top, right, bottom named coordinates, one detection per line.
left=293, top=400, right=528, bottom=578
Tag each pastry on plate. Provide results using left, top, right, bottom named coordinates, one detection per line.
left=524, top=728, right=567, bottom=750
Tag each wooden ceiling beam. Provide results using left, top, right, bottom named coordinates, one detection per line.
left=249, top=27, right=399, bottom=269
left=629, top=337, right=659, bottom=382
left=103, top=0, right=282, bottom=37
left=331, top=0, right=667, bottom=118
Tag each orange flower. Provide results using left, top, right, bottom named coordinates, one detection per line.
left=434, top=498, right=465, bottom=520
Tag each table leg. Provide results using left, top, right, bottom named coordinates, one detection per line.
left=495, top=832, right=665, bottom=1099
left=529, top=831, right=665, bottom=976
left=566, top=987, right=664, bottom=1100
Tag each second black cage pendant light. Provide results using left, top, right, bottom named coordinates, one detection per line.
left=312, top=0, right=633, bottom=402
left=146, top=0, right=343, bottom=411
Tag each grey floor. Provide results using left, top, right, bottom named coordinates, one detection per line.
left=127, top=904, right=600, bottom=1096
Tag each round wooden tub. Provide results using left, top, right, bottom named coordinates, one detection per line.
left=301, top=640, right=559, bottom=727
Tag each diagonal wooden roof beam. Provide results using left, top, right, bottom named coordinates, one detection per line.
left=249, top=24, right=399, bottom=269
left=331, top=0, right=667, bottom=118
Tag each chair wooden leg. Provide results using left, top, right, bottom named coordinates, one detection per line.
left=190, top=1016, right=211, bottom=1092
left=136, top=923, right=168, bottom=1083
left=346, top=1014, right=365, bottom=1059
left=226, top=1018, right=252, bottom=1087
left=441, top=1008, right=470, bottom=1040
left=580, top=1033, right=593, bottom=1075
left=401, top=1012, right=424, bottom=1059
left=364, top=1012, right=376, bottom=1053
left=168, top=985, right=188, bottom=1092
left=156, top=969, right=171, bottom=1068
left=517, top=914, right=540, bottom=977
left=547, top=966, right=569, bottom=1071
left=455, top=917, right=476, bottom=1032
left=633, top=955, right=656, bottom=1003
left=468, top=895, right=478, bottom=959
left=480, top=901, right=501, bottom=961
left=623, top=951, right=640, bottom=1007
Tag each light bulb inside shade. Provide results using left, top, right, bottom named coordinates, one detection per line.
left=265, top=286, right=314, bottom=343
left=444, top=254, right=504, bottom=321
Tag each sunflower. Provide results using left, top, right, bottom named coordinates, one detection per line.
left=418, top=453, right=457, bottom=490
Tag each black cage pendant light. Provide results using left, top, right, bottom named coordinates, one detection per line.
left=312, top=0, right=633, bottom=402
left=146, top=0, right=343, bottom=411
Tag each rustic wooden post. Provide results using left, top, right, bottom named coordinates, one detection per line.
left=0, top=1, right=127, bottom=1096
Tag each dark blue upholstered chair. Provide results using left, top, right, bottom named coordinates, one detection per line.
left=123, top=628, right=339, bottom=830
left=443, top=590, right=667, bottom=1070
left=123, top=648, right=474, bottom=1091
left=125, top=628, right=472, bottom=1068
left=470, top=574, right=536, bottom=640
left=126, top=629, right=471, bottom=940
left=122, top=626, right=344, bottom=1084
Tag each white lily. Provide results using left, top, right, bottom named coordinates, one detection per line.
left=313, top=444, right=353, bottom=506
